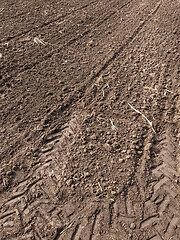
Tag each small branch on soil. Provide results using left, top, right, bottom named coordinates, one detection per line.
left=34, top=37, right=46, bottom=45
left=128, top=103, right=156, bottom=134
left=60, top=216, right=80, bottom=236
left=164, top=89, right=173, bottom=95
left=98, top=181, right=103, bottom=192
left=110, top=119, right=118, bottom=131
left=143, top=86, right=158, bottom=92
left=102, top=90, right=105, bottom=97
left=49, top=170, right=54, bottom=177
left=2, top=178, right=7, bottom=188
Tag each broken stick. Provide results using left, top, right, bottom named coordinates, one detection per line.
left=128, top=103, right=156, bottom=134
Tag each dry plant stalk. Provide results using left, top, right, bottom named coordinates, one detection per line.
left=98, top=181, right=103, bottom=192
left=143, top=86, right=158, bottom=92
left=110, top=119, right=118, bottom=131
left=164, top=89, right=173, bottom=95
left=34, top=37, right=46, bottom=45
left=102, top=90, right=105, bottom=97
left=60, top=216, right=80, bottom=236
left=128, top=103, right=156, bottom=134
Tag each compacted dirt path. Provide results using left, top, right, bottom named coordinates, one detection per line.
left=0, top=0, right=180, bottom=239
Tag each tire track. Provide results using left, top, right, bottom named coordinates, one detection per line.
left=140, top=131, right=180, bottom=240
left=1, top=10, right=29, bottom=21
left=70, top=223, right=80, bottom=240
left=0, top=0, right=95, bottom=22
left=89, top=209, right=101, bottom=240
left=1, top=0, right=132, bottom=86
left=0, top=0, right=98, bottom=44
left=80, top=0, right=162, bottom=104
left=1, top=0, right=127, bottom=44
left=0, top=114, right=80, bottom=239
left=59, top=196, right=138, bottom=239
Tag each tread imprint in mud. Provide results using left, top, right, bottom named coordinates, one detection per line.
left=0, top=115, right=80, bottom=239
left=140, top=132, right=180, bottom=240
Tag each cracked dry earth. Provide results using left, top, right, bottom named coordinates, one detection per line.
left=0, top=0, right=180, bottom=239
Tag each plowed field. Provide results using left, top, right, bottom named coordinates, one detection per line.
left=0, top=0, right=180, bottom=239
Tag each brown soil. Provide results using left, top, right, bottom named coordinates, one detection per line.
left=0, top=0, right=180, bottom=239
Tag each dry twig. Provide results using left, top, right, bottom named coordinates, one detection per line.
left=128, top=103, right=156, bottom=134
left=34, top=37, right=46, bottom=45
left=98, top=181, right=103, bottom=192
left=143, top=86, right=158, bottom=92
left=59, top=216, right=80, bottom=236
left=102, top=90, right=105, bottom=97
left=164, top=89, right=173, bottom=95
left=110, top=119, right=118, bottom=131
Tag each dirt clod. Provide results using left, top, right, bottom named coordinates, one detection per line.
left=103, top=143, right=112, bottom=152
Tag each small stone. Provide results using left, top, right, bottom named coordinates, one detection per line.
left=130, top=143, right=135, bottom=149
left=63, top=203, right=75, bottom=217
left=95, top=189, right=101, bottom=196
left=103, top=143, right=112, bottom=152
left=84, top=172, right=90, bottom=178
left=121, top=150, right=127, bottom=153
left=129, top=233, right=133, bottom=238
left=119, top=158, right=124, bottom=163
left=112, top=141, right=120, bottom=149
left=24, top=208, right=30, bottom=215
left=71, top=185, right=75, bottom=191
left=0, top=53, right=2, bottom=58
left=90, top=134, right=97, bottom=140
left=66, top=179, right=73, bottom=186
left=6, top=171, right=12, bottom=176
left=86, top=128, right=91, bottom=132
left=87, top=40, right=94, bottom=46
left=144, top=143, right=152, bottom=151
left=111, top=190, right=117, bottom=196
left=146, top=155, right=151, bottom=160
left=130, top=223, right=136, bottom=229
left=4, top=221, right=14, bottom=227
left=90, top=151, right=96, bottom=156
left=149, top=73, right=155, bottom=78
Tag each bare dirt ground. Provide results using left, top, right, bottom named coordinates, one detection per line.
left=0, top=0, right=180, bottom=239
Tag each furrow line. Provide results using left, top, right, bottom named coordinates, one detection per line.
left=0, top=0, right=98, bottom=44
left=1, top=9, right=118, bottom=86
left=81, top=0, right=162, bottom=102
left=89, top=209, right=101, bottom=240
